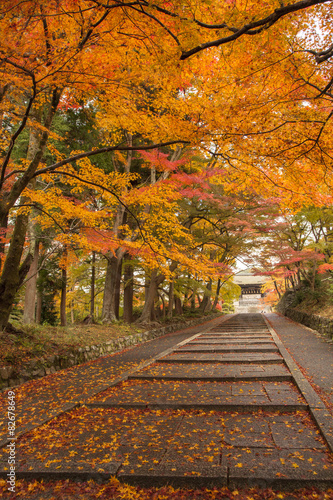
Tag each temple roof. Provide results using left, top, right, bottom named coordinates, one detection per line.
left=233, top=268, right=268, bottom=286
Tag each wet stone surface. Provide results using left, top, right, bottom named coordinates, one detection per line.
left=130, top=362, right=292, bottom=381
left=1, top=312, right=332, bottom=488
left=88, top=380, right=306, bottom=408
left=166, top=352, right=283, bottom=363
left=1, top=407, right=332, bottom=484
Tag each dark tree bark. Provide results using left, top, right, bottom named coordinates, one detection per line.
left=0, top=214, right=8, bottom=271
left=123, top=253, right=134, bottom=323
left=174, top=296, right=183, bottom=315
left=191, top=293, right=196, bottom=311
left=212, top=278, right=222, bottom=310
left=60, top=266, right=67, bottom=327
left=23, top=240, right=40, bottom=324
left=102, top=253, right=123, bottom=322
left=90, top=251, right=96, bottom=322
left=114, top=256, right=122, bottom=320
left=138, top=263, right=177, bottom=324
left=167, top=280, right=174, bottom=318
left=0, top=213, right=32, bottom=330
left=138, top=269, right=160, bottom=323
left=273, top=280, right=281, bottom=299
left=200, top=279, right=212, bottom=313
left=0, top=89, right=61, bottom=330
left=36, top=288, right=42, bottom=324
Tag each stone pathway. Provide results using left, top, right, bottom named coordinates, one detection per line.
left=0, top=313, right=333, bottom=489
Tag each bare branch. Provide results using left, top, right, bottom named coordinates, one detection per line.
left=0, top=60, right=37, bottom=191
left=15, top=203, right=66, bottom=233
left=131, top=4, right=181, bottom=45
left=180, top=0, right=331, bottom=60
left=307, top=43, right=333, bottom=63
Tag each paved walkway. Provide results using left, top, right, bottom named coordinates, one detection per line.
left=0, top=315, right=228, bottom=447
left=266, top=313, right=333, bottom=407
left=0, top=313, right=333, bottom=490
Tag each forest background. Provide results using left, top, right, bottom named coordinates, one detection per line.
left=1, top=0, right=333, bottom=345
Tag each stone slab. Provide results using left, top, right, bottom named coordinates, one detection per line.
left=2, top=312, right=332, bottom=489
left=191, top=339, right=275, bottom=345
left=0, top=317, right=226, bottom=446
left=87, top=380, right=306, bottom=411
left=118, top=467, right=228, bottom=488
left=158, top=414, right=223, bottom=470
left=206, top=333, right=272, bottom=338
left=4, top=406, right=330, bottom=486
left=266, top=313, right=333, bottom=397
left=209, top=329, right=270, bottom=333
left=227, top=448, right=333, bottom=488
left=167, top=353, right=283, bottom=364
left=264, top=383, right=307, bottom=405
left=129, top=362, right=292, bottom=381
left=271, top=421, right=326, bottom=449
left=184, top=339, right=277, bottom=352
left=0, top=459, right=121, bottom=480
left=189, top=346, right=278, bottom=353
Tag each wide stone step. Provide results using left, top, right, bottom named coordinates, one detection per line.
left=2, top=406, right=331, bottom=488
left=176, top=346, right=279, bottom=353
left=129, top=362, right=292, bottom=382
left=190, top=339, right=276, bottom=345
left=87, top=380, right=307, bottom=410
left=162, top=353, right=283, bottom=364
left=202, top=334, right=272, bottom=338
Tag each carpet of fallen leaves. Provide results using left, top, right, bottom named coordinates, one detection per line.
left=0, top=477, right=333, bottom=499
left=0, top=357, right=139, bottom=443
left=1, top=315, right=332, bottom=499
left=1, top=406, right=331, bottom=480
left=0, top=323, right=145, bottom=367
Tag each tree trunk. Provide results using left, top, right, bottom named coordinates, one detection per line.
left=145, top=271, right=150, bottom=302
left=60, top=266, right=67, bottom=327
left=36, top=289, right=42, bottom=324
left=212, top=278, right=222, bottom=310
left=138, top=263, right=177, bottom=324
left=273, top=280, right=281, bottom=299
left=102, top=254, right=122, bottom=322
left=174, top=296, right=183, bottom=315
left=0, top=92, right=61, bottom=330
left=90, top=251, right=96, bottom=322
left=23, top=240, right=40, bottom=324
left=114, top=256, right=122, bottom=320
left=167, top=280, right=174, bottom=318
left=200, top=279, right=212, bottom=313
left=138, top=270, right=159, bottom=323
left=190, top=293, right=196, bottom=311
left=71, top=300, right=75, bottom=324
left=123, top=254, right=134, bottom=323
left=0, top=212, right=32, bottom=329
left=0, top=214, right=8, bottom=271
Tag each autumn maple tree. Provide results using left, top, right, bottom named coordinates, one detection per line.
left=1, top=0, right=333, bottom=328
left=0, top=0, right=192, bottom=329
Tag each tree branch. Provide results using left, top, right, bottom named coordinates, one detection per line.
left=33, top=140, right=189, bottom=177
left=180, top=0, right=331, bottom=60
left=0, top=61, right=37, bottom=191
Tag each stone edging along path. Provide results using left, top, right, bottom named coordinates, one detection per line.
left=281, top=307, right=333, bottom=342
left=276, top=292, right=333, bottom=341
left=0, top=313, right=222, bottom=391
